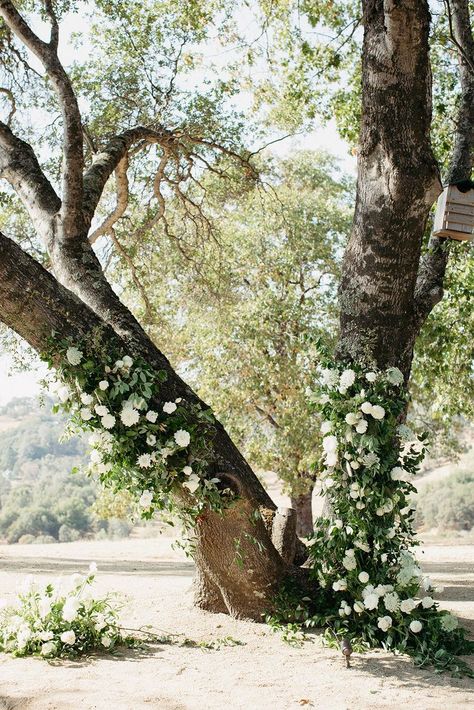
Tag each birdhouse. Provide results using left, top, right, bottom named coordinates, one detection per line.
left=432, top=180, right=474, bottom=241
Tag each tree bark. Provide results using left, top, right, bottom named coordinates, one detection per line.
left=290, top=490, right=314, bottom=538
left=338, top=0, right=442, bottom=375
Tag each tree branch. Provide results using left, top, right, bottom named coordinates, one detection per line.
left=88, top=156, right=130, bottom=244
left=415, top=0, right=474, bottom=325
left=0, top=0, right=84, bottom=238
left=0, top=120, right=61, bottom=241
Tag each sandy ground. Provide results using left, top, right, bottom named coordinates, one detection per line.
left=0, top=537, right=472, bottom=710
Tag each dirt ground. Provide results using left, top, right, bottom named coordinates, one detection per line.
left=0, top=536, right=472, bottom=710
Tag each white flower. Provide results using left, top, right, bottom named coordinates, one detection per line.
left=39, top=631, right=54, bottom=641
left=340, top=369, right=356, bottom=389
left=440, top=613, right=458, bottom=632
left=62, top=597, right=81, bottom=622
left=66, top=347, right=83, bottom=365
left=81, top=393, right=94, bottom=405
left=60, top=630, right=76, bottom=645
left=183, top=465, right=193, bottom=475
left=90, top=449, right=102, bottom=464
left=390, top=466, right=408, bottom=481
left=320, top=421, right=332, bottom=434
left=354, top=540, right=370, bottom=552
left=163, top=401, right=177, bottom=414
left=114, top=360, right=124, bottom=369
left=371, top=405, right=385, bottom=420
left=174, top=429, right=191, bottom=447
left=39, top=596, right=52, bottom=618
left=101, top=635, right=112, bottom=648
left=139, top=490, right=154, bottom=508
left=122, top=355, right=133, bottom=368
left=41, top=641, right=55, bottom=655
left=121, top=407, right=140, bottom=426
left=421, top=596, right=434, bottom=609
left=355, top=419, right=368, bottom=434
left=80, top=408, right=93, bottom=421
left=145, top=410, right=158, bottom=423
left=409, top=620, right=423, bottom=633
left=342, top=555, right=357, bottom=571
left=320, top=368, right=339, bottom=387
left=377, top=615, right=392, bottom=632
left=381, top=553, right=388, bottom=563
left=345, top=412, right=360, bottom=426
left=365, top=371, right=377, bottom=382
left=334, top=519, right=344, bottom=529
left=400, top=598, right=416, bottom=614
left=101, top=414, right=115, bottom=429
left=353, top=601, right=365, bottom=614
left=361, top=401, right=373, bottom=414
left=325, top=452, right=338, bottom=467
left=322, top=435, right=338, bottom=453
left=384, top=592, right=400, bottom=612
left=386, top=367, right=404, bottom=385
left=146, top=434, right=156, bottom=446
left=95, top=404, right=109, bottom=416
left=58, top=386, right=71, bottom=403
left=183, top=473, right=200, bottom=493
left=332, top=578, right=348, bottom=592
left=98, top=380, right=109, bottom=391
left=350, top=460, right=360, bottom=470
left=358, top=572, right=369, bottom=584
left=363, top=593, right=379, bottom=611
left=160, top=447, right=172, bottom=460
left=137, top=454, right=153, bottom=469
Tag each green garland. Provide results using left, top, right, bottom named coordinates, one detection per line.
left=269, top=361, right=473, bottom=676
left=42, top=334, right=227, bottom=530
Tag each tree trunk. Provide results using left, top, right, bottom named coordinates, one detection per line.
left=338, top=0, right=442, bottom=374
left=0, top=231, right=299, bottom=620
left=290, top=490, right=313, bottom=538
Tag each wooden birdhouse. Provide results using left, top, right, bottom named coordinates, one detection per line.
left=432, top=180, right=474, bottom=241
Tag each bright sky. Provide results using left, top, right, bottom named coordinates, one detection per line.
left=0, top=7, right=356, bottom=407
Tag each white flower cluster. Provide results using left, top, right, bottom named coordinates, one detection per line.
left=0, top=565, right=123, bottom=658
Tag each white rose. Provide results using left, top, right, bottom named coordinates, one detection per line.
left=60, top=630, right=76, bottom=645
left=145, top=410, right=158, bottom=423
left=345, top=412, right=360, bottom=426
left=377, top=615, right=392, bottom=632
left=66, top=347, right=83, bottom=366
left=409, top=620, right=423, bottom=633
left=95, top=404, right=108, bottom=416
left=101, top=635, right=112, bottom=648
left=122, top=356, right=133, bottom=367
left=57, top=386, right=71, bottom=403
left=182, top=466, right=193, bottom=475
left=421, top=596, right=434, bottom=609
left=358, top=572, right=369, bottom=584
left=363, top=593, right=379, bottom=611
left=355, top=419, right=368, bottom=434
left=342, top=555, right=357, bottom=571
left=99, top=380, right=109, bottom=391
left=322, top=435, right=338, bottom=453
left=81, top=393, right=94, bottom=405
left=146, top=434, right=157, bottom=446
left=365, top=371, right=377, bottom=382
left=174, top=429, right=191, bottom=447
left=371, top=405, right=385, bottom=420
left=41, top=641, right=56, bottom=655
left=325, top=452, right=338, bottom=467
left=353, top=601, right=365, bottom=614
left=80, top=408, right=93, bottom=421
left=39, top=631, right=54, bottom=641
left=320, top=421, right=332, bottom=434
left=361, top=401, right=373, bottom=414
left=400, top=598, right=416, bottom=614
left=163, top=402, right=177, bottom=414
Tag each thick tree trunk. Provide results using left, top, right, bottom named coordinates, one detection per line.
left=0, top=232, right=299, bottom=619
left=290, top=490, right=313, bottom=538
left=338, top=0, right=442, bottom=374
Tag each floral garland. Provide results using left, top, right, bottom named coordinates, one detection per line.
left=42, top=336, right=224, bottom=528
left=297, top=362, right=473, bottom=674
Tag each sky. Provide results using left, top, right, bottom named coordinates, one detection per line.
left=0, top=5, right=356, bottom=407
